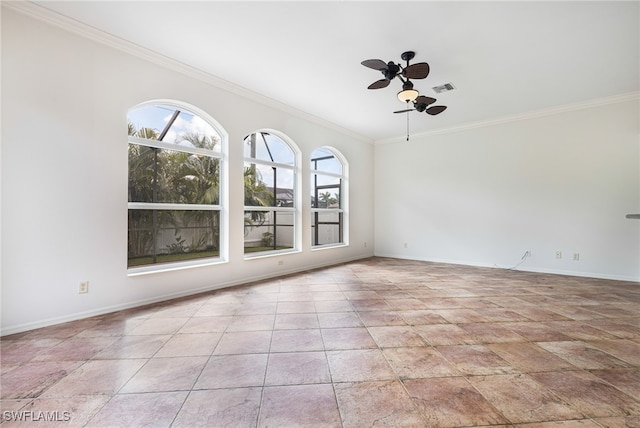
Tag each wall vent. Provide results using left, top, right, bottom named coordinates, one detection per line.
left=432, top=83, right=455, bottom=94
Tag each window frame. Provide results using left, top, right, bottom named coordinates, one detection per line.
left=127, top=100, right=228, bottom=275
left=243, top=130, right=301, bottom=259
left=310, top=146, right=348, bottom=249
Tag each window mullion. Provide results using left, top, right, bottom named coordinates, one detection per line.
left=243, top=158, right=294, bottom=170
left=244, top=206, right=295, bottom=213
left=129, top=202, right=221, bottom=211
left=130, top=136, right=221, bottom=158
left=311, top=170, right=343, bottom=179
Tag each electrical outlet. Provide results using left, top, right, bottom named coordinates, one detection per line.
left=277, top=260, right=284, bottom=266
left=79, top=281, right=89, bottom=294
left=573, top=253, right=580, bottom=261
left=555, top=251, right=562, bottom=259
left=403, top=243, right=408, bottom=249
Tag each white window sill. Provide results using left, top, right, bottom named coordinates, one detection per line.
left=244, top=248, right=301, bottom=261
left=311, top=243, right=348, bottom=251
left=127, top=258, right=227, bottom=277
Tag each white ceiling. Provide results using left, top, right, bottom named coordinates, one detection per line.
left=31, top=1, right=640, bottom=141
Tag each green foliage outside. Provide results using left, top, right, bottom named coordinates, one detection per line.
left=319, top=191, right=339, bottom=207
left=128, top=122, right=277, bottom=267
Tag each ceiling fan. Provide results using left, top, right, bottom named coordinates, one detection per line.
left=362, top=51, right=449, bottom=140
left=361, top=50, right=447, bottom=111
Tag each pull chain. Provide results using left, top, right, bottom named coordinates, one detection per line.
left=406, top=111, right=410, bottom=141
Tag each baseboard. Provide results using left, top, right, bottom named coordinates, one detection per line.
left=374, top=253, right=640, bottom=283
left=1, top=254, right=373, bottom=337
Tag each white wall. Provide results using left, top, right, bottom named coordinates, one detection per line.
left=1, top=8, right=375, bottom=335
left=375, top=98, right=640, bottom=281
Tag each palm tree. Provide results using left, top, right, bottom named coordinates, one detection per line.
left=319, top=191, right=338, bottom=208
left=127, top=124, right=160, bottom=259
left=170, top=132, right=221, bottom=252
left=243, top=166, right=274, bottom=231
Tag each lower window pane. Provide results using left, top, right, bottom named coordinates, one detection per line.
left=128, top=209, right=220, bottom=268
left=244, top=210, right=294, bottom=253
left=311, top=211, right=343, bottom=246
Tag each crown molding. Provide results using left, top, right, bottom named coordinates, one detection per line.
left=375, top=92, right=640, bottom=145
left=3, top=1, right=373, bottom=144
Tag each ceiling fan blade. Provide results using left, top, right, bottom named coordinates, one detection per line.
left=361, top=59, right=388, bottom=71
left=415, top=96, right=437, bottom=106
left=425, top=105, right=447, bottom=115
left=368, top=79, right=390, bottom=90
left=394, top=108, right=415, bottom=114
left=403, top=62, right=430, bottom=79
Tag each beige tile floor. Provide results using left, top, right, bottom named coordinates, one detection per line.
left=1, top=257, right=640, bottom=427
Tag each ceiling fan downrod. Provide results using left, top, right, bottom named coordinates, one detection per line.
left=406, top=106, right=410, bottom=141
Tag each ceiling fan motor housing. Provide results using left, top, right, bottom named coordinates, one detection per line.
left=415, top=103, right=427, bottom=112
left=384, top=62, right=400, bottom=80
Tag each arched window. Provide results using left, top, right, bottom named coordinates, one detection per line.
left=310, top=147, right=347, bottom=247
left=243, top=131, right=298, bottom=256
left=127, top=101, right=226, bottom=272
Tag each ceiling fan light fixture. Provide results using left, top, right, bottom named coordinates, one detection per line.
left=398, top=80, right=419, bottom=103
left=397, top=88, right=419, bottom=103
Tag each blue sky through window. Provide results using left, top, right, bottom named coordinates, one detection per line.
left=311, top=147, right=342, bottom=175
left=244, top=132, right=294, bottom=165
left=128, top=104, right=221, bottom=152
